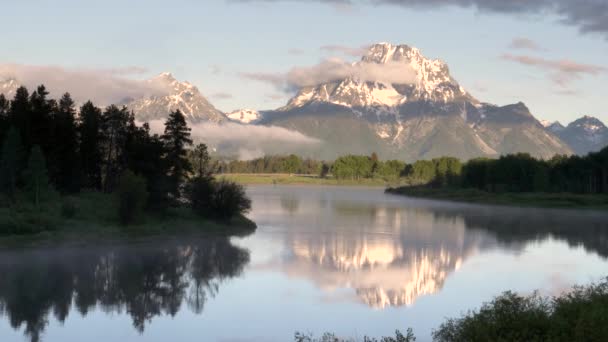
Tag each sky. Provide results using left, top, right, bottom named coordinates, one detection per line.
left=1, top=0, right=607, bottom=124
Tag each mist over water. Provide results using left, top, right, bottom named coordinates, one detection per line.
left=1, top=186, right=607, bottom=342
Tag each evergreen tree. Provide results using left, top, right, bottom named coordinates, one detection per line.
left=162, top=110, right=193, bottom=199
left=23, top=145, right=50, bottom=208
left=52, top=93, right=80, bottom=192
left=0, top=127, right=23, bottom=202
left=29, top=85, right=54, bottom=154
left=124, top=122, right=169, bottom=211
left=193, top=143, right=211, bottom=178
left=9, top=86, right=31, bottom=150
left=79, top=101, right=104, bottom=190
left=101, top=105, right=130, bottom=192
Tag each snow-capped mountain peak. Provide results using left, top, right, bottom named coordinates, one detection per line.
left=572, top=115, right=606, bottom=133
left=127, top=72, right=226, bottom=123
left=227, top=109, right=261, bottom=124
left=282, top=42, right=470, bottom=113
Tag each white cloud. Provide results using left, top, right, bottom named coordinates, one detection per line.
left=241, top=57, right=417, bottom=91
left=146, top=120, right=321, bottom=160
left=0, top=63, right=165, bottom=105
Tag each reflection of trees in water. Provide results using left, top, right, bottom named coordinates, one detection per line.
left=0, top=237, right=250, bottom=342
left=432, top=207, right=608, bottom=259
left=280, top=193, right=300, bottom=215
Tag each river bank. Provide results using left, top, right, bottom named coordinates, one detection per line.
left=0, top=191, right=256, bottom=243
left=218, top=173, right=396, bottom=187
left=386, top=186, right=608, bottom=209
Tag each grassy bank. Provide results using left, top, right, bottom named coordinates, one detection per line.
left=218, top=173, right=395, bottom=187
left=0, top=191, right=256, bottom=243
left=386, top=186, right=608, bottom=209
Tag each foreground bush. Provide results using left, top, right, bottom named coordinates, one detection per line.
left=433, top=279, right=608, bottom=342
left=116, top=171, right=148, bottom=225
left=186, top=177, right=251, bottom=220
left=209, top=180, right=251, bottom=219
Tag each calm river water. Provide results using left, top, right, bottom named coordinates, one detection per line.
left=1, top=185, right=608, bottom=342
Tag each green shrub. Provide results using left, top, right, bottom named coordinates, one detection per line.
left=432, top=279, right=608, bottom=342
left=186, top=178, right=251, bottom=220
left=116, top=171, right=148, bottom=225
left=208, top=180, right=251, bottom=220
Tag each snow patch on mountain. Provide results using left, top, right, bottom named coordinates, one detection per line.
left=0, top=78, right=19, bottom=98
left=227, top=109, right=261, bottom=124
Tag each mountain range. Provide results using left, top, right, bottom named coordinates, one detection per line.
left=1, top=43, right=606, bottom=160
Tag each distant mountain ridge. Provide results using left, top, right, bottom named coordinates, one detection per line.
left=2, top=47, right=606, bottom=160
left=253, top=43, right=573, bottom=161
left=546, top=115, right=608, bottom=155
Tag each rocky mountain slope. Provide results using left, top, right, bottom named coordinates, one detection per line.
left=255, top=43, right=573, bottom=161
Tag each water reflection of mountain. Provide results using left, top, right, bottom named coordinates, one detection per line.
left=0, top=237, right=249, bottom=342
left=250, top=187, right=608, bottom=309
left=280, top=207, right=494, bottom=309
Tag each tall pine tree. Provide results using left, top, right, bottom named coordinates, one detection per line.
left=52, top=93, right=80, bottom=193
left=101, top=105, right=130, bottom=192
left=0, top=127, right=23, bottom=202
left=79, top=101, right=104, bottom=190
left=23, top=145, right=50, bottom=209
left=9, top=87, right=31, bottom=152
left=162, top=110, right=193, bottom=200
left=29, top=85, right=54, bottom=154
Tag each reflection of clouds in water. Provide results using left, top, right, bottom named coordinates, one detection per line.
left=246, top=186, right=608, bottom=309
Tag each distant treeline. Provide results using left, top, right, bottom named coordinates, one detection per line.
left=0, top=85, right=250, bottom=235
left=216, top=153, right=407, bottom=181
left=218, top=148, right=608, bottom=194
left=411, top=150, right=608, bottom=194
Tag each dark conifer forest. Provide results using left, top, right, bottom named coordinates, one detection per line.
left=0, top=85, right=251, bottom=235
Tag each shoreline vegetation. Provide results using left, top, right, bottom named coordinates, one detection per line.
left=0, top=191, right=256, bottom=247
left=386, top=186, right=608, bottom=209
left=0, top=85, right=254, bottom=238
left=296, top=278, right=608, bottom=342
left=218, top=173, right=392, bottom=187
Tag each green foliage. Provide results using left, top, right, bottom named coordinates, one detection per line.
left=332, top=155, right=374, bottom=180
left=283, top=154, right=303, bottom=174
left=219, top=155, right=321, bottom=175
left=116, top=171, right=148, bottom=225
left=207, top=180, right=251, bottom=220
left=433, top=279, right=608, bottom=342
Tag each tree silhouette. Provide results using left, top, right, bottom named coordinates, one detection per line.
left=23, top=145, right=50, bottom=208
left=0, top=127, right=23, bottom=202
left=78, top=101, right=104, bottom=190
left=162, top=110, right=193, bottom=199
